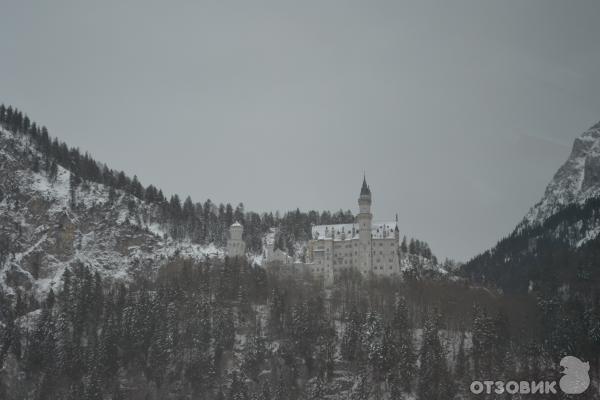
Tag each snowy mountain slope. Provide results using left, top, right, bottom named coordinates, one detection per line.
left=0, top=127, right=221, bottom=300
left=463, top=120, right=600, bottom=292
left=0, top=119, right=447, bottom=303
left=523, top=121, right=600, bottom=226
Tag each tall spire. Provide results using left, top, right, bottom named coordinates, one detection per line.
left=360, top=173, right=371, bottom=196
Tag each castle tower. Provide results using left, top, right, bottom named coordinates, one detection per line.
left=357, top=175, right=373, bottom=273
left=227, top=221, right=246, bottom=257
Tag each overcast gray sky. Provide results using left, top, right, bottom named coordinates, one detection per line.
left=1, top=1, right=599, bottom=260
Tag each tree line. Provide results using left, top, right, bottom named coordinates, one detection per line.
left=1, top=256, right=597, bottom=399
left=0, top=104, right=355, bottom=251
left=0, top=103, right=438, bottom=262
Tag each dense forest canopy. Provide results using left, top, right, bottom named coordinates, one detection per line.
left=462, top=195, right=600, bottom=294
left=3, top=256, right=598, bottom=400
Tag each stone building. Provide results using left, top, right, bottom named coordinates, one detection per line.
left=306, top=177, right=400, bottom=284
left=226, top=221, right=246, bottom=257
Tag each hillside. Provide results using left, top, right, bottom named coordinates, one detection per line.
left=0, top=126, right=222, bottom=302
left=0, top=108, right=501, bottom=400
left=0, top=109, right=598, bottom=399
left=523, top=121, right=600, bottom=227
left=0, top=106, right=442, bottom=305
left=463, top=121, right=600, bottom=293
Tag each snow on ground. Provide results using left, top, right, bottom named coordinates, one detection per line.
left=522, top=123, right=600, bottom=239
left=248, top=253, right=264, bottom=266
left=0, top=127, right=238, bottom=300
left=28, top=168, right=70, bottom=212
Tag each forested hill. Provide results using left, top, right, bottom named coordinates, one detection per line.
left=0, top=104, right=359, bottom=254
left=0, top=104, right=358, bottom=302
left=0, top=104, right=440, bottom=302
left=462, top=121, right=600, bottom=294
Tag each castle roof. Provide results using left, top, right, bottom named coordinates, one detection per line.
left=231, top=221, right=243, bottom=228
left=311, top=221, right=397, bottom=241
left=360, top=175, right=371, bottom=196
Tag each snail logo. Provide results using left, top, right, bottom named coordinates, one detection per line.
left=559, top=356, right=590, bottom=394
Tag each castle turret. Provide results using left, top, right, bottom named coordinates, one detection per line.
left=357, top=175, right=373, bottom=273
left=227, top=221, right=246, bottom=257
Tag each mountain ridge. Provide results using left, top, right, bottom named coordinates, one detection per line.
left=522, top=121, right=600, bottom=228
left=463, top=120, right=600, bottom=293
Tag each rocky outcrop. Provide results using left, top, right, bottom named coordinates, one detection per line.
left=0, top=127, right=223, bottom=300
left=523, top=122, right=600, bottom=226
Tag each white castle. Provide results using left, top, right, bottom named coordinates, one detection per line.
left=306, top=176, right=400, bottom=284
left=225, top=176, right=402, bottom=285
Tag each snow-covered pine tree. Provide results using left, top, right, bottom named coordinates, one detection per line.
left=417, top=311, right=454, bottom=400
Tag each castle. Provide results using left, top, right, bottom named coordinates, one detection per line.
left=226, top=221, right=246, bottom=257
left=306, top=176, right=400, bottom=284
left=226, top=177, right=401, bottom=285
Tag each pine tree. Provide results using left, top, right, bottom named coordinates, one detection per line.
left=69, top=172, right=81, bottom=208
left=268, top=289, right=286, bottom=337
left=408, top=238, right=416, bottom=254
left=455, top=331, right=467, bottom=381
left=242, top=331, right=267, bottom=381
left=362, top=312, right=384, bottom=381
left=48, top=161, right=58, bottom=182
left=214, top=307, right=235, bottom=351
left=417, top=312, right=454, bottom=400
left=349, top=372, right=371, bottom=400
left=258, top=381, right=271, bottom=400
left=471, top=306, right=496, bottom=377
left=66, top=382, right=84, bottom=400
left=147, top=319, right=170, bottom=387
left=111, top=386, right=125, bottom=400
left=108, top=185, right=117, bottom=203
left=84, top=369, right=103, bottom=400
left=227, top=371, right=248, bottom=400
left=307, top=377, right=325, bottom=400
left=290, top=301, right=313, bottom=369
left=341, top=305, right=363, bottom=363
